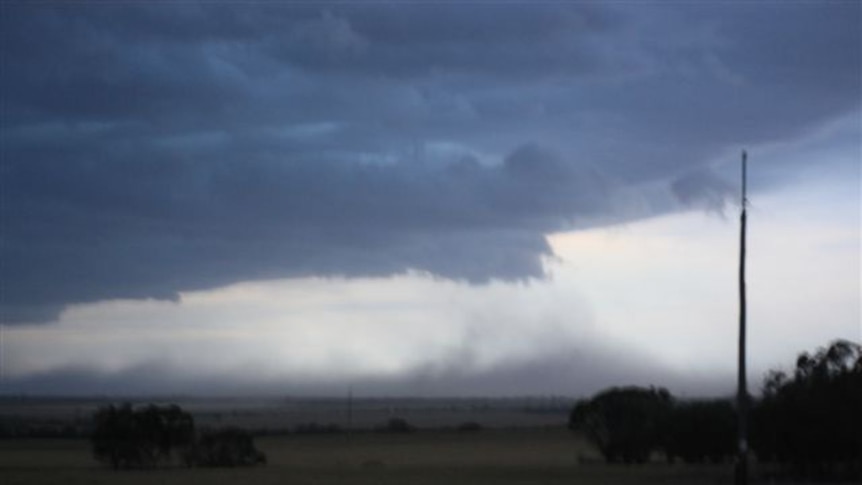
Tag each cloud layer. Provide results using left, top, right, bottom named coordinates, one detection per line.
left=2, top=2, right=859, bottom=323
left=1, top=271, right=730, bottom=398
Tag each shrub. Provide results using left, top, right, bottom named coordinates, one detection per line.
left=377, top=417, right=415, bottom=433
left=569, top=386, right=672, bottom=463
left=183, top=428, right=266, bottom=467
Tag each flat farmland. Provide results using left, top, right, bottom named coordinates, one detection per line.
left=1, top=429, right=740, bottom=485
left=1, top=397, right=844, bottom=485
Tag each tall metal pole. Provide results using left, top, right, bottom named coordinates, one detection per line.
left=346, top=385, right=353, bottom=443
left=736, top=150, right=749, bottom=485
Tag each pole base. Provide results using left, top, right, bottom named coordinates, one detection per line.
left=735, top=456, right=748, bottom=485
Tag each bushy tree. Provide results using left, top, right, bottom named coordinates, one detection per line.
left=664, top=399, right=736, bottom=464
left=91, top=403, right=194, bottom=469
left=93, top=403, right=266, bottom=469
left=752, top=339, right=861, bottom=480
left=569, top=386, right=672, bottom=463
left=183, top=428, right=266, bottom=467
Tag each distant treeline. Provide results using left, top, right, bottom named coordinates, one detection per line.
left=569, top=339, right=861, bottom=480
left=0, top=411, right=480, bottom=440
left=0, top=416, right=91, bottom=439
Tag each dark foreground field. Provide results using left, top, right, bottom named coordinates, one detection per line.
left=1, top=429, right=754, bottom=485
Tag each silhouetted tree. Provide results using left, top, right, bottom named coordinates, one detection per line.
left=569, top=386, right=672, bottom=463
left=751, top=339, right=861, bottom=480
left=183, top=427, right=266, bottom=467
left=91, top=403, right=194, bottom=469
left=664, top=399, right=736, bottom=464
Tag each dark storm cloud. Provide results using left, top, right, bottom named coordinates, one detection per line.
left=2, top=2, right=859, bottom=323
left=3, top=140, right=606, bottom=322
left=671, top=169, right=735, bottom=214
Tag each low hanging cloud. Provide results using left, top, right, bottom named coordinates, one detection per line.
left=2, top=345, right=731, bottom=398
left=1, top=272, right=734, bottom=397
left=671, top=168, right=736, bottom=214
left=3, top=140, right=628, bottom=323
left=1, top=2, right=859, bottom=323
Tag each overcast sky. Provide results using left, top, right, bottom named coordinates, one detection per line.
left=1, top=1, right=859, bottom=397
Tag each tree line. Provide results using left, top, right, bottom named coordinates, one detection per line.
left=569, top=339, right=861, bottom=480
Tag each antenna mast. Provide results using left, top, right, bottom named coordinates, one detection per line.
left=736, top=150, right=749, bottom=485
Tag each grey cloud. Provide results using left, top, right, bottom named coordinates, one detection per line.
left=266, top=3, right=617, bottom=78
left=2, top=2, right=859, bottom=323
left=671, top=168, right=736, bottom=213
left=2, top=140, right=604, bottom=323
left=608, top=2, right=860, bottom=147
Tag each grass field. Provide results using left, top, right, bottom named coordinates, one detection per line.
left=0, top=429, right=746, bottom=485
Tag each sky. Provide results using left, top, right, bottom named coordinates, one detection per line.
left=0, top=1, right=859, bottom=398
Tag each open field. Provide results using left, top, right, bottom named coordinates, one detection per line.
left=1, top=429, right=747, bottom=485
left=1, top=397, right=853, bottom=484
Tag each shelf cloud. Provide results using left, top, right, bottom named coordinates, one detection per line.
left=2, top=2, right=859, bottom=325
